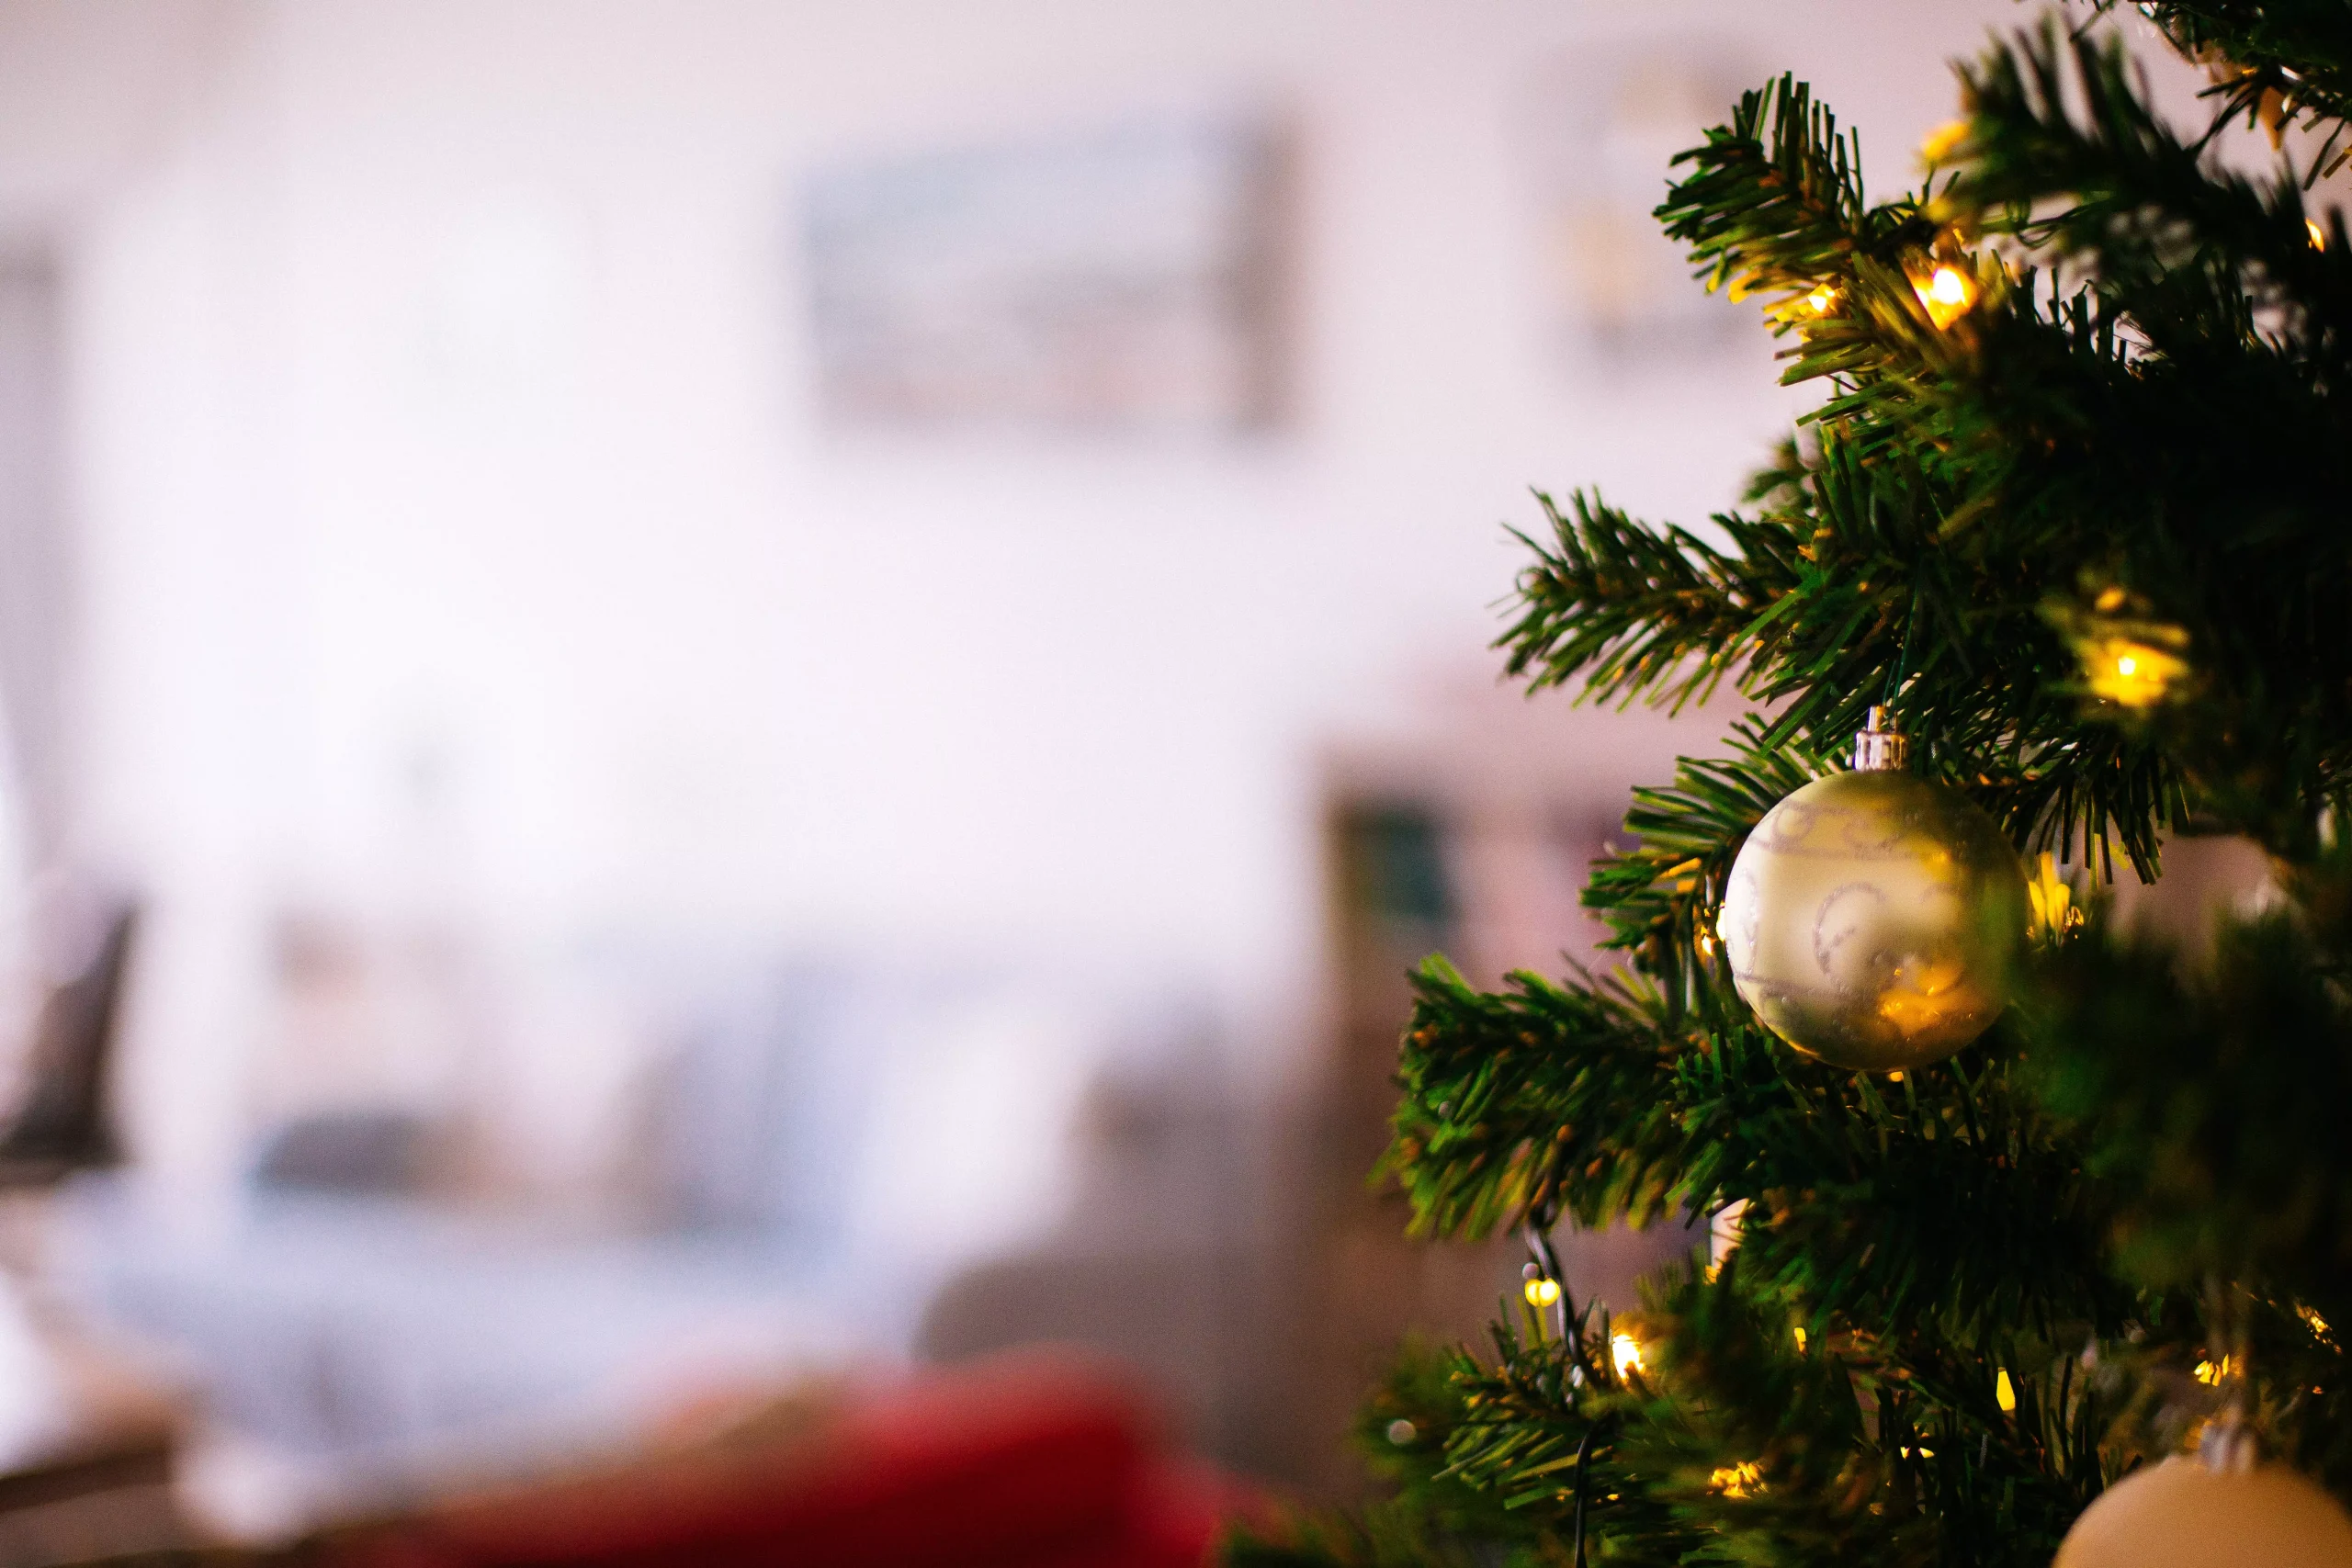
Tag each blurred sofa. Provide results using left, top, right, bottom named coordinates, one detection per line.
left=47, top=956, right=1266, bottom=1539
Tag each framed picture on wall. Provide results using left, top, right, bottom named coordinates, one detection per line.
left=804, top=111, right=1285, bottom=435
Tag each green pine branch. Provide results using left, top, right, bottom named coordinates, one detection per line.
left=2120, top=0, right=2352, bottom=174
left=2026, top=836, right=2352, bottom=1309
left=1581, top=722, right=1822, bottom=1010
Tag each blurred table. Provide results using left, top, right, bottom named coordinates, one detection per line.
left=0, top=1327, right=192, bottom=1566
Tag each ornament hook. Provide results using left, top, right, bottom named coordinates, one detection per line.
left=1853, top=706, right=1909, bottom=772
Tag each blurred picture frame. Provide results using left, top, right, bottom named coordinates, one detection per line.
left=804, top=111, right=1286, bottom=435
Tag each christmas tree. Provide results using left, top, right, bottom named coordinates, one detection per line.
left=1238, top=6, right=2352, bottom=1564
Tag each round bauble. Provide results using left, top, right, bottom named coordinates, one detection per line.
left=1717, top=739, right=2027, bottom=1072
left=2054, top=1456, right=2352, bottom=1568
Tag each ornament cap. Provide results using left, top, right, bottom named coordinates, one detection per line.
left=1853, top=706, right=1909, bottom=772
left=2199, top=1413, right=2260, bottom=1475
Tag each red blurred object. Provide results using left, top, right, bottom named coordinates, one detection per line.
left=326, top=1357, right=1246, bottom=1568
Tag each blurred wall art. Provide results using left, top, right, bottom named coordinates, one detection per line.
left=804, top=111, right=1285, bottom=433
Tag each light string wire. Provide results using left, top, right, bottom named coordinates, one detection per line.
left=1524, top=1198, right=1611, bottom=1567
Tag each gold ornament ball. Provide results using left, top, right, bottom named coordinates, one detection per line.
left=2055, top=1458, right=2352, bottom=1568
left=1717, top=767, right=2027, bottom=1071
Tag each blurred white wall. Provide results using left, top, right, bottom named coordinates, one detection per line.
left=0, top=0, right=2033, bottom=1221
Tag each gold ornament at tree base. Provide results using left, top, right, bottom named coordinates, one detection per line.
left=2054, top=1455, right=2352, bottom=1568
left=1716, top=709, right=2028, bottom=1072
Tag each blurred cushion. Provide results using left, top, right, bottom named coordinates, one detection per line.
left=253, top=1111, right=436, bottom=1195
left=321, top=1356, right=1236, bottom=1568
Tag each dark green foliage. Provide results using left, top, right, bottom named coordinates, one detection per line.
left=2029, top=839, right=2352, bottom=1305
left=1235, top=6, right=2352, bottom=1566
left=2127, top=0, right=2352, bottom=175
left=1946, top=29, right=2352, bottom=859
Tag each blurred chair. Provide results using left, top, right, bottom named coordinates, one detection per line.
left=0, top=902, right=191, bottom=1562
left=0, top=904, right=132, bottom=1187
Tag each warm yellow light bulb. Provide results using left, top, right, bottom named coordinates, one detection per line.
left=1920, top=119, right=1971, bottom=164
left=1711, top=1461, right=1763, bottom=1497
left=1911, top=262, right=1979, bottom=327
left=1792, top=1325, right=1807, bottom=1353
left=2311, top=219, right=2327, bottom=250
left=2027, top=852, right=2083, bottom=943
left=1524, top=1277, right=1562, bottom=1308
left=1996, top=1368, right=2018, bottom=1412
left=1611, top=1332, right=1645, bottom=1379
left=2084, top=635, right=2188, bottom=709
left=1806, top=285, right=1836, bottom=314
